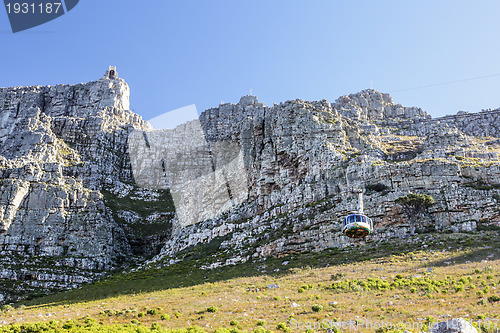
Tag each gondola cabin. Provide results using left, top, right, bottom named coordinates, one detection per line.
left=342, top=213, right=373, bottom=238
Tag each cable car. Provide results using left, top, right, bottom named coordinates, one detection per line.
left=342, top=213, right=373, bottom=238
left=342, top=190, right=373, bottom=238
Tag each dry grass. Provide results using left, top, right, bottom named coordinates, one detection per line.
left=380, top=135, right=424, bottom=156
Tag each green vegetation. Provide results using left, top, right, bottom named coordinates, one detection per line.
left=206, top=306, right=218, bottom=313
left=0, top=321, right=210, bottom=332
left=488, top=295, right=500, bottom=303
left=395, top=193, right=435, bottom=235
left=102, top=188, right=175, bottom=220
left=463, top=179, right=500, bottom=191
left=311, top=304, right=323, bottom=312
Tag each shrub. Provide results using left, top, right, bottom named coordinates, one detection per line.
left=161, top=314, right=170, bottom=321
left=488, top=295, right=500, bottom=303
left=312, top=304, right=323, bottom=312
left=459, top=277, right=469, bottom=284
left=230, top=320, right=239, bottom=326
left=425, top=315, right=436, bottom=325
left=254, top=328, right=270, bottom=333
left=137, top=312, right=145, bottom=318
left=410, top=287, right=417, bottom=293
left=83, top=318, right=97, bottom=326
left=214, top=329, right=231, bottom=333
left=1, top=305, right=14, bottom=312
left=147, top=308, right=159, bottom=315
left=257, top=320, right=266, bottom=326
left=277, top=322, right=289, bottom=331
left=207, top=306, right=218, bottom=313
left=62, top=321, right=76, bottom=329
left=331, top=272, right=346, bottom=280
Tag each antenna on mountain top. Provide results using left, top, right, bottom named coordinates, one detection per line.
left=250, top=89, right=253, bottom=96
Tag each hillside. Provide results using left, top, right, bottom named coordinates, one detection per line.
left=0, top=231, right=499, bottom=332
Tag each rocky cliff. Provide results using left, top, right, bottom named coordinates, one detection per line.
left=0, top=69, right=174, bottom=303
left=144, top=91, right=500, bottom=269
left=1, top=70, right=499, bottom=303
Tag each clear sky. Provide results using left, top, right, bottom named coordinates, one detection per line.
left=2, top=1, right=500, bottom=120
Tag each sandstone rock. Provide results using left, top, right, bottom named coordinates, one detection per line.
left=0, top=69, right=159, bottom=303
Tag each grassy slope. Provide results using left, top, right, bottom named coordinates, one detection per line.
left=1, top=231, right=499, bottom=333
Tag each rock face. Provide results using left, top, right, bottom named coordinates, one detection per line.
left=144, top=92, right=500, bottom=268
left=0, top=69, right=173, bottom=302
left=334, top=89, right=430, bottom=121
left=1, top=71, right=500, bottom=302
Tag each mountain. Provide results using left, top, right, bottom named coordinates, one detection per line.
left=0, top=68, right=499, bottom=303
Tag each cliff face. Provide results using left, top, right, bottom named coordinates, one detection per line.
left=1, top=72, right=499, bottom=302
left=144, top=91, right=500, bottom=268
left=0, top=70, right=174, bottom=303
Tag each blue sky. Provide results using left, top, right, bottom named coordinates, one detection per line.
left=2, top=1, right=500, bottom=120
